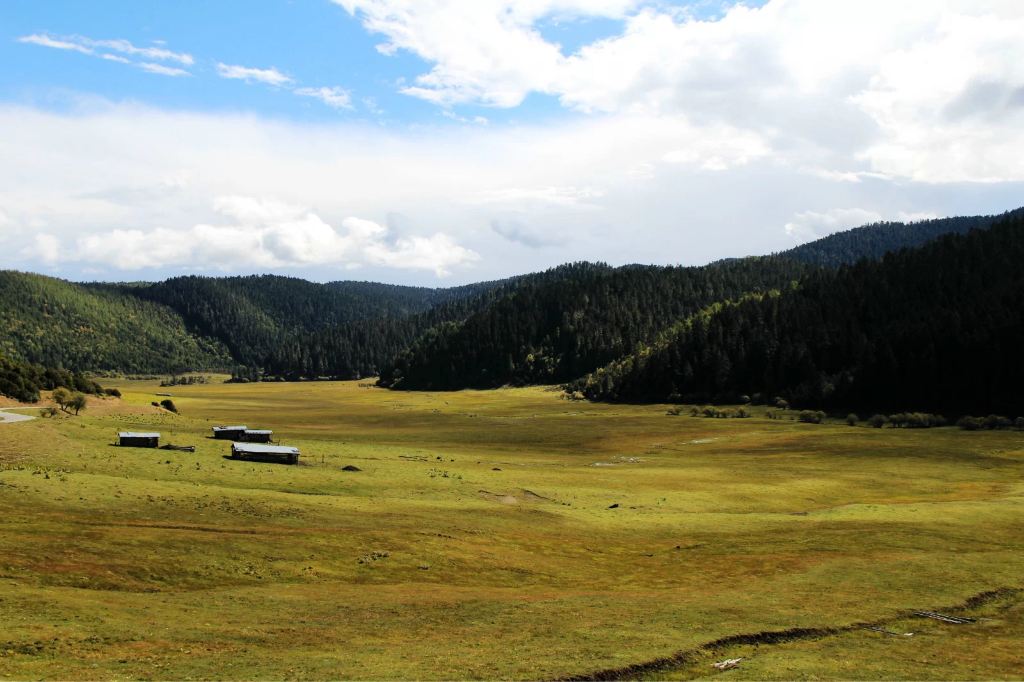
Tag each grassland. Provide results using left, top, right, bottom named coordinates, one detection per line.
left=0, top=379, right=1022, bottom=680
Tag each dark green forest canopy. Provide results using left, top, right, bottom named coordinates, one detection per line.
left=573, top=212, right=1024, bottom=415
left=0, top=207, right=1018, bottom=408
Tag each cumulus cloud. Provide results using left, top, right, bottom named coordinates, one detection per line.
left=65, top=196, right=477, bottom=276
left=0, top=96, right=1017, bottom=283
left=339, top=0, right=1024, bottom=183
left=216, top=63, right=293, bottom=86
left=293, top=86, right=354, bottom=109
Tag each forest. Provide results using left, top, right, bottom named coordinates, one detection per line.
left=0, top=208, right=1021, bottom=414
left=572, top=211, right=1024, bottom=415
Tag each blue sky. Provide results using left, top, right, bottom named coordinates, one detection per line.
left=1, top=1, right=1021, bottom=284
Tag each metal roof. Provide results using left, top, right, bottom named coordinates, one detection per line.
left=244, top=429, right=273, bottom=434
left=231, top=443, right=299, bottom=454
left=213, top=425, right=248, bottom=431
left=119, top=432, right=160, bottom=438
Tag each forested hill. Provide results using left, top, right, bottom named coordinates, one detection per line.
left=1, top=207, right=1018, bottom=386
left=573, top=213, right=1024, bottom=415
left=777, top=209, right=1023, bottom=267
left=131, top=274, right=503, bottom=369
left=0, top=271, right=232, bottom=373
left=377, top=257, right=811, bottom=390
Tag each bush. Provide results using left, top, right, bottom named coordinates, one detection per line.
left=666, top=406, right=682, bottom=416
left=845, top=413, right=859, bottom=426
left=736, top=406, right=750, bottom=418
left=798, top=410, right=826, bottom=424
left=957, top=416, right=985, bottom=431
left=774, top=397, right=790, bottom=410
left=159, top=399, right=178, bottom=413
left=40, top=406, right=59, bottom=418
left=689, top=406, right=700, bottom=417
left=103, top=387, right=122, bottom=398
left=868, top=414, right=887, bottom=428
left=984, top=414, right=1012, bottom=430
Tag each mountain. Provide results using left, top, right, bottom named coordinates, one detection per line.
left=776, top=209, right=1023, bottom=267
left=0, top=271, right=232, bottom=373
left=377, top=208, right=1021, bottom=392
left=1, top=207, right=1018, bottom=393
left=572, top=212, right=1024, bottom=415
left=377, top=258, right=811, bottom=390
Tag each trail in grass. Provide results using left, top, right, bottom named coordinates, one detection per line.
left=0, top=408, right=36, bottom=424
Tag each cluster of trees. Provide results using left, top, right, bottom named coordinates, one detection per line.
left=956, top=415, right=1024, bottom=431
left=0, top=353, right=104, bottom=403
left=573, top=213, right=1024, bottom=416
left=378, top=258, right=811, bottom=390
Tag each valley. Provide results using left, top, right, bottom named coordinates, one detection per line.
left=1, top=379, right=1021, bottom=679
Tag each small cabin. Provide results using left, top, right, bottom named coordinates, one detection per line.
left=212, top=425, right=248, bottom=440
left=230, top=442, right=299, bottom=465
left=118, top=432, right=160, bottom=448
left=239, top=429, right=273, bottom=443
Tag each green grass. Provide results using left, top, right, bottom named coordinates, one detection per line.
left=0, top=380, right=1022, bottom=679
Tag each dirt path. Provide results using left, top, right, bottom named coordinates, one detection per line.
left=0, top=408, right=38, bottom=424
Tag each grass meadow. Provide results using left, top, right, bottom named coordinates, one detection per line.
left=0, top=379, right=1022, bottom=679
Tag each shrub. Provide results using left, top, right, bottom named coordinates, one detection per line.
left=736, top=406, right=750, bottom=418
left=103, top=387, right=122, bottom=398
left=689, top=406, right=700, bottom=417
left=774, top=397, right=790, bottom=410
left=845, top=413, right=859, bottom=426
left=159, top=399, right=178, bottom=413
left=40, top=406, right=59, bottom=418
left=868, top=414, right=887, bottom=428
left=798, top=410, right=825, bottom=424
left=666, top=406, right=682, bottom=416
left=984, top=414, right=1012, bottom=430
left=957, top=416, right=985, bottom=431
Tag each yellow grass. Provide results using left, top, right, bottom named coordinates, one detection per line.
left=0, top=379, right=1021, bottom=679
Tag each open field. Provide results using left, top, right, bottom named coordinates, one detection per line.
left=1, top=379, right=1022, bottom=679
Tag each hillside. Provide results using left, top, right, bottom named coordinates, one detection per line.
left=379, top=208, right=1020, bottom=392
left=777, top=209, right=1023, bottom=267
left=1, top=207, right=1017, bottom=384
left=377, top=258, right=811, bottom=390
left=573, top=213, right=1024, bottom=415
left=0, top=271, right=232, bottom=373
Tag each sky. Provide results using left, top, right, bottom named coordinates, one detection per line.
left=2, top=0, right=1023, bottom=285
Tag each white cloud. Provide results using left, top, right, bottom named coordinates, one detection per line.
left=66, top=196, right=477, bottom=276
left=338, top=0, right=1024, bottom=184
left=216, top=63, right=293, bottom=86
left=0, top=102, right=1016, bottom=284
left=18, top=34, right=93, bottom=55
left=137, top=62, right=191, bottom=77
left=19, top=233, right=62, bottom=265
left=18, top=33, right=193, bottom=75
left=293, top=86, right=354, bottom=109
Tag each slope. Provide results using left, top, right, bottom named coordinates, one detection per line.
left=574, top=213, right=1024, bottom=415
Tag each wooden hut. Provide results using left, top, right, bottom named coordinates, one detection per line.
left=230, top=442, right=299, bottom=465
left=239, top=429, right=273, bottom=443
left=118, top=432, right=160, bottom=448
left=212, top=425, right=248, bottom=440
